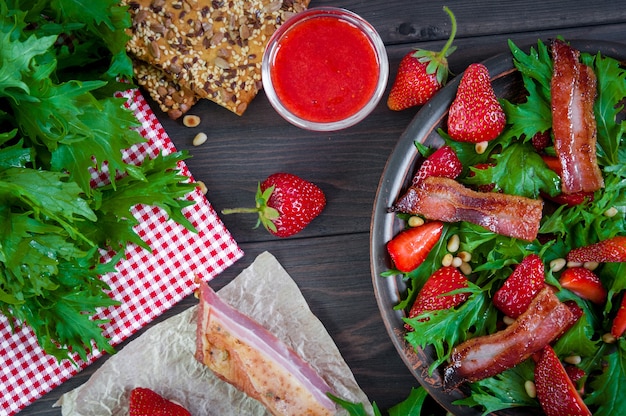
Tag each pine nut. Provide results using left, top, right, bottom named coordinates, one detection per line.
left=447, top=234, right=460, bottom=253
left=196, top=180, right=208, bottom=194
left=549, top=258, right=566, bottom=272
left=604, top=206, right=618, bottom=217
left=583, top=261, right=599, bottom=271
left=567, top=260, right=583, bottom=268
left=602, top=332, right=617, bottom=344
left=564, top=355, right=582, bottom=365
left=457, top=251, right=472, bottom=262
left=193, top=132, right=208, bottom=146
left=503, top=315, right=515, bottom=326
left=442, top=253, right=454, bottom=267
left=475, top=141, right=488, bottom=154
left=407, top=216, right=425, bottom=227
left=459, top=261, right=472, bottom=275
left=452, top=256, right=463, bottom=268
left=183, top=114, right=201, bottom=127
left=524, top=380, right=537, bottom=398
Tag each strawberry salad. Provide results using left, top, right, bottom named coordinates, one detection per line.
left=385, top=38, right=626, bottom=415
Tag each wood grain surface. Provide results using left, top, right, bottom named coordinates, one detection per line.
left=22, top=1, right=626, bottom=415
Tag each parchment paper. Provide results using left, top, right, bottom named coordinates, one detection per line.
left=56, top=251, right=372, bottom=415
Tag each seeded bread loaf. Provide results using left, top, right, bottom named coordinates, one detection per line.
left=123, top=0, right=309, bottom=117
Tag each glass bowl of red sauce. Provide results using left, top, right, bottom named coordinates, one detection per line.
left=262, top=7, right=389, bottom=131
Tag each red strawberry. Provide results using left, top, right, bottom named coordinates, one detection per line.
left=565, top=365, right=587, bottom=394
left=387, top=221, right=444, bottom=272
left=447, top=63, right=506, bottom=143
left=493, top=254, right=545, bottom=318
left=534, top=346, right=592, bottom=416
left=567, top=236, right=626, bottom=263
left=412, top=145, right=463, bottom=186
left=611, top=293, right=626, bottom=338
left=221, top=173, right=326, bottom=238
left=406, top=266, right=470, bottom=327
left=129, top=388, right=191, bottom=416
left=387, top=7, right=457, bottom=110
left=559, top=267, right=607, bottom=304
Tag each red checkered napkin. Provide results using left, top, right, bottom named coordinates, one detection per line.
left=0, top=89, right=243, bottom=416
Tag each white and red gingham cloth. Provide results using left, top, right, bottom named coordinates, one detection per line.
left=0, top=89, right=243, bottom=416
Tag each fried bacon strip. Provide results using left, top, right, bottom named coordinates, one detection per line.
left=551, top=39, right=604, bottom=194
left=443, top=287, right=575, bottom=390
left=195, top=281, right=336, bottom=416
left=391, top=177, right=543, bottom=241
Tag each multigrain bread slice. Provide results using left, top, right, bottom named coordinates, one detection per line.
left=133, top=59, right=199, bottom=119
left=123, top=0, right=309, bottom=117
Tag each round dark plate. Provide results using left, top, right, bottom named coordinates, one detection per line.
left=370, top=39, right=626, bottom=415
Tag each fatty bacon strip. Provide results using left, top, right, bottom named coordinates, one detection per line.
left=195, top=281, right=336, bottom=416
left=391, top=176, right=543, bottom=241
left=551, top=39, right=604, bottom=194
left=443, top=287, right=576, bottom=390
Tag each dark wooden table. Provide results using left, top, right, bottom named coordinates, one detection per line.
left=23, top=1, right=626, bottom=414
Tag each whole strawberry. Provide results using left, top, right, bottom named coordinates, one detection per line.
left=447, top=63, right=506, bottom=143
left=387, top=6, right=457, bottom=111
left=129, top=387, right=191, bottom=416
left=222, top=173, right=326, bottom=238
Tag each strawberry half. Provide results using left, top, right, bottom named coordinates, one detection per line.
left=611, top=293, right=626, bottom=338
left=412, top=145, right=463, bottom=186
left=406, top=266, right=470, bottom=327
left=222, top=172, right=326, bottom=238
left=387, top=7, right=457, bottom=111
left=559, top=267, right=607, bottom=304
left=534, top=346, right=592, bottom=416
left=387, top=221, right=444, bottom=273
left=447, top=63, right=506, bottom=143
left=493, top=254, right=545, bottom=318
left=567, top=236, right=626, bottom=263
left=129, top=387, right=191, bottom=416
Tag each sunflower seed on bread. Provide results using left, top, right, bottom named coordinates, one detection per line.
left=123, top=0, right=310, bottom=116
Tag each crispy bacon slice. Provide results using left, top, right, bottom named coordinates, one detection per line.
left=195, top=281, right=336, bottom=416
left=551, top=39, right=604, bottom=194
left=443, top=287, right=575, bottom=390
left=391, top=177, right=543, bottom=241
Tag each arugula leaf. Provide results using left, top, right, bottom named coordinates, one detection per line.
left=329, top=387, right=429, bottom=416
left=0, top=0, right=197, bottom=362
left=463, top=141, right=560, bottom=198
left=587, top=343, right=626, bottom=416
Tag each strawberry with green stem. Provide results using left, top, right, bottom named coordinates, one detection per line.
left=222, top=172, right=326, bottom=238
left=387, top=6, right=457, bottom=111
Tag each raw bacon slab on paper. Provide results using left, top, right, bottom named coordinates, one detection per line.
left=0, top=89, right=243, bottom=416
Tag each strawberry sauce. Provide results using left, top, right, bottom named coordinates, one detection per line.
left=270, top=15, right=380, bottom=123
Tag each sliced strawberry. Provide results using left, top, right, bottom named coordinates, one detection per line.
left=129, top=387, right=191, bottom=416
left=535, top=346, right=591, bottom=416
left=565, top=365, right=587, bottom=394
left=567, top=236, right=626, bottom=263
left=611, top=293, right=626, bottom=338
left=447, top=63, right=506, bottom=143
left=387, top=221, right=444, bottom=272
left=559, top=267, right=607, bottom=304
left=493, top=254, right=545, bottom=318
left=412, top=145, right=463, bottom=186
left=406, top=266, right=470, bottom=327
